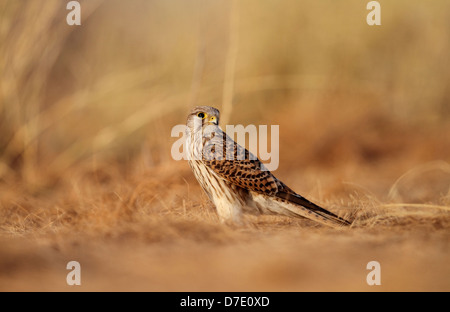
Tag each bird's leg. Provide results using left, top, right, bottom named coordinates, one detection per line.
left=215, top=200, right=243, bottom=225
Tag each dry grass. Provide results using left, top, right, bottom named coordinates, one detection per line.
left=0, top=0, right=449, bottom=291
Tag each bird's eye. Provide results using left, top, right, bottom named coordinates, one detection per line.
left=197, top=112, right=205, bottom=119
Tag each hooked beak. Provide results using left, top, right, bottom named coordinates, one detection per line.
left=209, top=116, right=218, bottom=125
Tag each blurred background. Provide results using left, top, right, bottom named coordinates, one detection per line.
left=0, top=0, right=449, bottom=291
left=1, top=0, right=449, bottom=187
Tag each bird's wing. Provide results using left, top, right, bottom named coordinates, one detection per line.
left=202, top=129, right=351, bottom=227
left=202, top=129, right=282, bottom=195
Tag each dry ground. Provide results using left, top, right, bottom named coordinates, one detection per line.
left=1, top=105, right=449, bottom=292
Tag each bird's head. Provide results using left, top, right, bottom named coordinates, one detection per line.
left=186, top=106, right=220, bottom=132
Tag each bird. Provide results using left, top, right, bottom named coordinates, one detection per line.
left=185, top=105, right=351, bottom=228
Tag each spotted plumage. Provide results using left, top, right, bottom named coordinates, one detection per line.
left=185, top=106, right=350, bottom=227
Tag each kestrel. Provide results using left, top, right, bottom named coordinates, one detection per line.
left=185, top=106, right=350, bottom=228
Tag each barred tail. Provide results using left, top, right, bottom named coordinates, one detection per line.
left=276, top=191, right=351, bottom=228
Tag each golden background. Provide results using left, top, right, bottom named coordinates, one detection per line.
left=0, top=0, right=449, bottom=291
